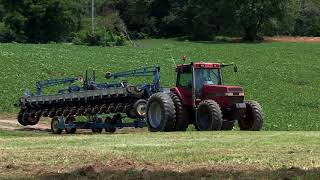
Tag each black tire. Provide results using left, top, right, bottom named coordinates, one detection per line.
left=196, top=100, right=223, bottom=131
left=221, top=120, right=235, bottom=131
left=146, top=93, right=176, bottom=132
left=51, top=117, right=63, bottom=134
left=17, top=112, right=27, bottom=126
left=65, top=116, right=76, bottom=134
left=170, top=93, right=189, bottom=131
left=239, top=101, right=263, bottom=131
left=27, top=116, right=40, bottom=126
left=92, top=117, right=103, bottom=133
left=126, top=108, right=137, bottom=119
left=133, top=99, right=147, bottom=118
left=105, top=116, right=116, bottom=133
left=126, top=85, right=144, bottom=97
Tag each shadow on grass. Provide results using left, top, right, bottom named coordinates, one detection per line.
left=15, top=127, right=50, bottom=132
left=40, top=166, right=320, bottom=180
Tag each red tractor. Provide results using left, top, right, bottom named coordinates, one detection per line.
left=146, top=61, right=263, bottom=132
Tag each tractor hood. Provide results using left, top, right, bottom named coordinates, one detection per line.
left=202, top=85, right=244, bottom=97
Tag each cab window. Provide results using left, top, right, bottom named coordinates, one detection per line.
left=177, top=72, right=192, bottom=89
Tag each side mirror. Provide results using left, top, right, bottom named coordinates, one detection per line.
left=234, top=65, right=238, bottom=73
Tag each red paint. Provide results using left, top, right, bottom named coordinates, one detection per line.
left=176, top=62, right=221, bottom=71
left=171, top=87, right=193, bottom=106
left=193, top=63, right=221, bottom=69
left=174, top=62, right=245, bottom=109
left=202, top=85, right=243, bottom=94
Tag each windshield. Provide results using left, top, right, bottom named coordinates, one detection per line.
left=195, top=69, right=221, bottom=85
left=195, top=68, right=221, bottom=97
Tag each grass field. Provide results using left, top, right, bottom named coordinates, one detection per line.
left=0, top=130, right=319, bottom=179
left=0, top=39, right=319, bottom=130
left=0, top=40, right=320, bottom=179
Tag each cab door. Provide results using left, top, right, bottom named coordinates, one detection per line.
left=175, top=69, right=193, bottom=106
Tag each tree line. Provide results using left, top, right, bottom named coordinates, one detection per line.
left=0, top=0, right=319, bottom=44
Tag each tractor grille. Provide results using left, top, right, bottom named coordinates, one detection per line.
left=228, top=88, right=243, bottom=92
left=229, top=96, right=244, bottom=104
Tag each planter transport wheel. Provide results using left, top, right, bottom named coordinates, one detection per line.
left=51, top=117, right=63, bottom=134
left=105, top=116, right=116, bottom=133
left=27, top=115, right=40, bottom=126
left=92, top=117, right=103, bottom=133
left=17, top=112, right=27, bottom=126
left=133, top=99, right=147, bottom=118
left=65, top=116, right=77, bottom=134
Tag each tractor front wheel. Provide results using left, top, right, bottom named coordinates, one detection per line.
left=239, top=101, right=263, bottom=131
left=146, top=93, right=176, bottom=132
left=196, top=100, right=223, bottom=131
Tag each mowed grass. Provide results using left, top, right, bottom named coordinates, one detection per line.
left=0, top=130, right=319, bottom=179
left=0, top=39, right=320, bottom=130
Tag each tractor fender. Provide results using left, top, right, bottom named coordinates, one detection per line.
left=170, top=87, right=192, bottom=106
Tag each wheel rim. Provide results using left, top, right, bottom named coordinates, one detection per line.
left=136, top=103, right=146, bottom=117
left=148, top=102, right=162, bottom=128
left=52, top=118, right=59, bottom=132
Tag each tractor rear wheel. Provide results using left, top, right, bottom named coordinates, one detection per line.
left=170, top=93, right=189, bottom=131
left=65, top=116, right=76, bottom=134
left=239, top=101, right=263, bottom=131
left=196, top=100, right=223, bottom=131
left=146, top=93, right=176, bottom=132
left=51, top=117, right=63, bottom=134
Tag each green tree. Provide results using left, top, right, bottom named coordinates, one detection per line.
left=164, top=0, right=235, bottom=40
left=0, top=0, right=81, bottom=43
left=294, top=0, right=320, bottom=36
left=233, top=0, right=288, bottom=41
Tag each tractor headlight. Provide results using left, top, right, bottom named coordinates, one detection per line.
left=225, top=92, right=245, bottom=96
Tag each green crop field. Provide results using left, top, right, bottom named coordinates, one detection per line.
left=0, top=39, right=319, bottom=130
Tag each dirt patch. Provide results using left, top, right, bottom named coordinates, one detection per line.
left=1, top=157, right=319, bottom=180
left=0, top=118, right=147, bottom=134
left=265, top=36, right=320, bottom=43
left=40, top=162, right=320, bottom=180
left=0, top=119, right=50, bottom=132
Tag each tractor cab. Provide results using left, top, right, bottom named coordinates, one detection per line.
left=175, top=62, right=243, bottom=108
